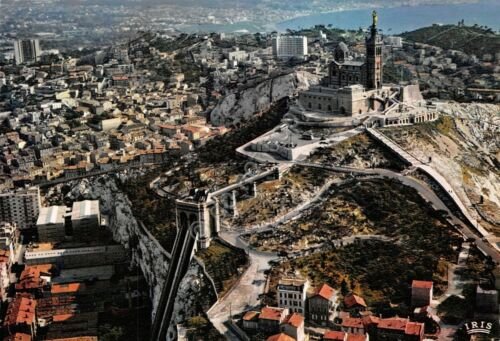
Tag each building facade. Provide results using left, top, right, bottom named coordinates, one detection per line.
left=24, top=245, right=127, bottom=268
left=36, top=206, right=68, bottom=242
left=0, top=187, right=41, bottom=230
left=14, top=39, right=41, bottom=65
left=272, top=35, right=308, bottom=60
left=308, top=283, right=336, bottom=326
left=277, top=278, right=309, bottom=314
left=70, top=200, right=100, bottom=240
left=411, top=280, right=433, bottom=307
left=327, top=11, right=382, bottom=90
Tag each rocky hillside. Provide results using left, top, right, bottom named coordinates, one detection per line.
left=210, top=71, right=319, bottom=126
left=400, top=24, right=500, bottom=57
left=382, top=102, right=500, bottom=236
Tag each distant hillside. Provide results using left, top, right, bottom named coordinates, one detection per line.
left=400, top=24, right=500, bottom=57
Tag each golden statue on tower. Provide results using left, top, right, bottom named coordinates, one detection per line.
left=372, top=10, right=378, bottom=27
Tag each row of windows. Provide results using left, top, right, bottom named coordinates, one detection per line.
left=341, top=74, right=360, bottom=82
left=280, top=300, right=303, bottom=307
left=301, top=95, right=335, bottom=100
left=307, top=103, right=333, bottom=111
left=279, top=292, right=303, bottom=300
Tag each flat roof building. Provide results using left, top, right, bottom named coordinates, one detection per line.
left=14, top=39, right=41, bottom=65
left=277, top=277, right=309, bottom=315
left=272, top=35, right=308, bottom=61
left=0, top=187, right=41, bottom=230
left=24, top=245, right=127, bottom=268
left=37, top=206, right=68, bottom=242
left=70, top=200, right=100, bottom=240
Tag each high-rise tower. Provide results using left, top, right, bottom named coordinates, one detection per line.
left=13, top=39, right=41, bottom=65
left=365, top=11, right=383, bottom=89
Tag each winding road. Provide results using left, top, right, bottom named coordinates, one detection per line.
left=206, top=159, right=499, bottom=339
left=149, top=124, right=499, bottom=340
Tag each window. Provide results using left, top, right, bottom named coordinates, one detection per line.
left=318, top=104, right=322, bottom=110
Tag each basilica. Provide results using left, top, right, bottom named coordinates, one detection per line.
left=296, top=11, right=416, bottom=117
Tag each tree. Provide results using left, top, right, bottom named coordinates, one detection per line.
left=99, top=325, right=125, bottom=341
left=187, top=316, right=209, bottom=329
left=341, top=278, right=350, bottom=296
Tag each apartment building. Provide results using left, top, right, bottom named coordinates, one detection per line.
left=277, top=277, right=309, bottom=314
left=0, top=187, right=41, bottom=230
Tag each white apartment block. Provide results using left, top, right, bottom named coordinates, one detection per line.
left=272, top=35, right=308, bottom=60
left=37, top=205, right=68, bottom=242
left=0, top=187, right=41, bottom=230
left=14, top=39, right=41, bottom=65
left=277, top=277, right=309, bottom=314
left=71, top=200, right=101, bottom=239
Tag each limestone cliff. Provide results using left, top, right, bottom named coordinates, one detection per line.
left=48, top=174, right=217, bottom=338
left=385, top=102, right=500, bottom=235
left=210, top=71, right=320, bottom=126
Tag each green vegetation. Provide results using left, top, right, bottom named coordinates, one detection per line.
left=120, top=171, right=177, bottom=251
left=98, top=306, right=151, bottom=341
left=99, top=325, right=125, bottom=341
left=185, top=316, right=225, bottom=341
left=151, top=34, right=201, bottom=53
left=310, top=133, right=406, bottom=171
left=437, top=284, right=475, bottom=324
left=120, top=100, right=289, bottom=251
left=400, top=24, right=500, bottom=56
left=383, top=63, right=413, bottom=84
left=267, top=178, right=465, bottom=312
left=196, top=240, right=248, bottom=296
left=235, top=166, right=335, bottom=228
left=290, top=25, right=362, bottom=43
left=197, top=99, right=288, bottom=164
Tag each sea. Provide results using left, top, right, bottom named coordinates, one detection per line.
left=183, top=0, right=500, bottom=34
left=276, top=0, right=500, bottom=34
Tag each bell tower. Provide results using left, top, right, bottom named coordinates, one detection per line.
left=365, top=10, right=383, bottom=89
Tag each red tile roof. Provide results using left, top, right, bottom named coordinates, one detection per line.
left=3, top=295, right=36, bottom=327
left=324, top=330, right=346, bottom=340
left=283, top=313, right=304, bottom=328
left=377, top=317, right=408, bottom=331
left=242, top=311, right=259, bottom=321
left=51, top=283, right=85, bottom=295
left=45, top=336, right=98, bottom=341
left=346, top=334, right=366, bottom=341
left=344, top=294, right=367, bottom=308
left=260, top=307, right=285, bottom=321
left=405, top=321, right=424, bottom=336
left=4, top=333, right=32, bottom=341
left=266, top=333, right=296, bottom=341
left=342, top=317, right=364, bottom=329
left=412, top=280, right=433, bottom=289
left=362, top=315, right=380, bottom=325
left=15, top=265, right=51, bottom=291
left=52, top=313, right=74, bottom=322
left=313, top=283, right=335, bottom=300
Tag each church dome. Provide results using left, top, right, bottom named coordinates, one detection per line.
left=337, top=42, right=349, bottom=53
